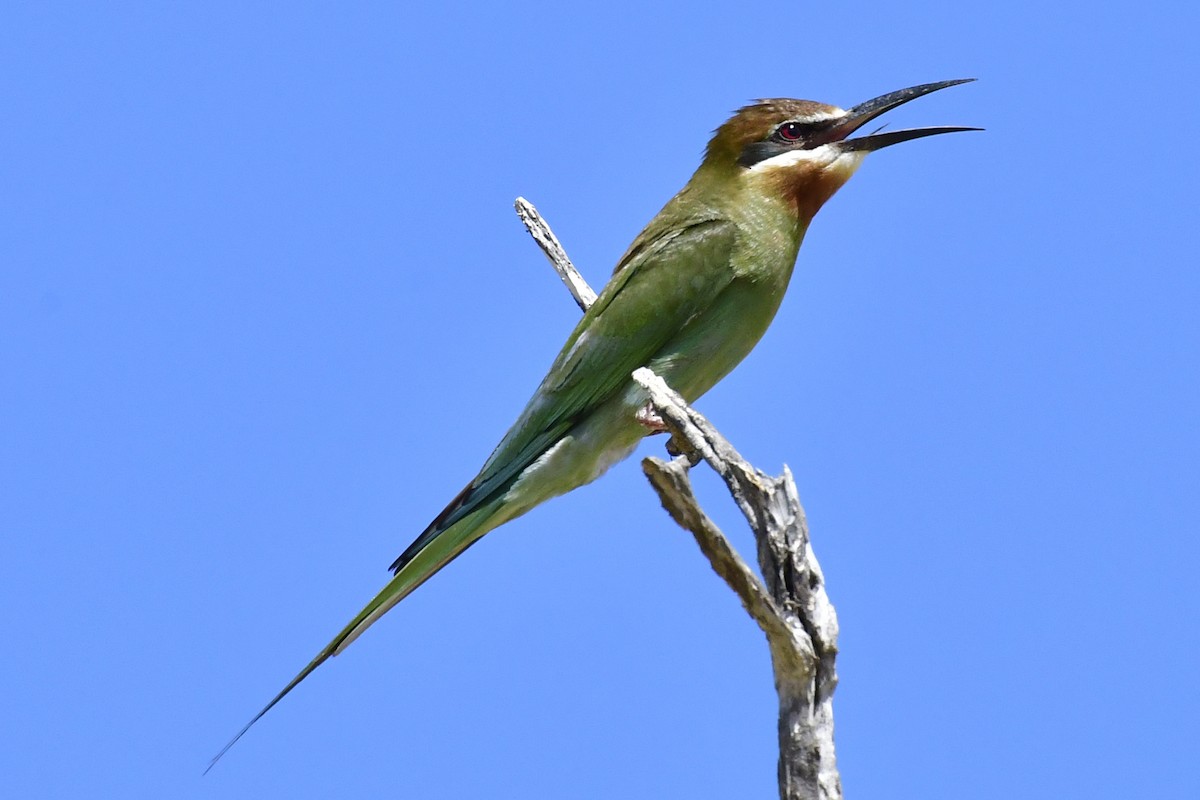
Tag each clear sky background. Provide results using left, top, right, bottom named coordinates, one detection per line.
left=3, top=3, right=1197, bottom=798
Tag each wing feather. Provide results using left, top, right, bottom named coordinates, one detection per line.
left=390, top=215, right=737, bottom=572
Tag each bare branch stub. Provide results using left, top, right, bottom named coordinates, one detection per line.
left=514, top=197, right=597, bottom=311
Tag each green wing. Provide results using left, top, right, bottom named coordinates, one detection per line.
left=390, top=214, right=738, bottom=571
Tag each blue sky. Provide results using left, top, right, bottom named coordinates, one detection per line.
left=3, top=3, right=1197, bottom=798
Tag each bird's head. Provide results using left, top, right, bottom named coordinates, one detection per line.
left=701, top=79, right=978, bottom=219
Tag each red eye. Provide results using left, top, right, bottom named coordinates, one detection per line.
left=776, top=122, right=803, bottom=141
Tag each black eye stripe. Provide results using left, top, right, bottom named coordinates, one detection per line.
left=738, top=119, right=825, bottom=168
left=738, top=141, right=787, bottom=168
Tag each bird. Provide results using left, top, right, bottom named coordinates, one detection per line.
left=209, top=79, right=976, bottom=769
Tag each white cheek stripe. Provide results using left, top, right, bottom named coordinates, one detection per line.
left=747, top=144, right=841, bottom=172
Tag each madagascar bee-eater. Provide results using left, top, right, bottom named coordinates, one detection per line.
left=210, top=79, right=976, bottom=768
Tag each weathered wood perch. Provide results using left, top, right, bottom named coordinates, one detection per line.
left=515, top=197, right=842, bottom=800
left=635, top=370, right=842, bottom=800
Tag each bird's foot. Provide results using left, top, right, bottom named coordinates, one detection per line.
left=635, top=402, right=668, bottom=434
left=636, top=400, right=700, bottom=463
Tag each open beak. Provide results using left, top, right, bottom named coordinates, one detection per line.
left=817, top=79, right=980, bottom=152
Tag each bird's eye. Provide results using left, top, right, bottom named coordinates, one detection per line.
left=775, top=122, right=803, bottom=142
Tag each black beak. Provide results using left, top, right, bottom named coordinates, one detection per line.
left=819, top=79, right=980, bottom=152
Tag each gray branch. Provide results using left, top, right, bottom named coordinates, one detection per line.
left=634, top=369, right=841, bottom=800
left=515, top=196, right=597, bottom=311
left=516, top=198, right=841, bottom=800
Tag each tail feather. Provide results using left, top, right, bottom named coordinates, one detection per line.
left=388, top=481, right=476, bottom=574
left=206, top=499, right=502, bottom=773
